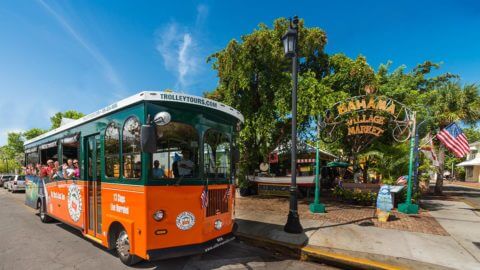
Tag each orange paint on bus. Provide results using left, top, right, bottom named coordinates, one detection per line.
left=44, top=181, right=234, bottom=259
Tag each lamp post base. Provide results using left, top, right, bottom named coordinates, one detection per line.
left=398, top=203, right=419, bottom=214
left=309, top=203, right=326, bottom=213
left=284, top=211, right=303, bottom=234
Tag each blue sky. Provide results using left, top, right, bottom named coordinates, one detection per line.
left=1, top=0, right=479, bottom=144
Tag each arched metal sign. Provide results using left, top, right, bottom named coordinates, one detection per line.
left=320, top=95, right=413, bottom=153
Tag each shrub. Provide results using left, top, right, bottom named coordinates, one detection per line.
left=332, top=186, right=377, bottom=206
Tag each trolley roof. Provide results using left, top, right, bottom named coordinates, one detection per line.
left=24, top=91, right=244, bottom=146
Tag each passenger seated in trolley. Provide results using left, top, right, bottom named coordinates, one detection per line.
left=152, top=160, right=165, bottom=179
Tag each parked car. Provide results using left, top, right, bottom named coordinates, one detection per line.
left=8, top=175, right=26, bottom=193
left=1, top=175, right=14, bottom=189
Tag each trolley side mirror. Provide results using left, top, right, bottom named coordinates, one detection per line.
left=141, top=124, right=157, bottom=153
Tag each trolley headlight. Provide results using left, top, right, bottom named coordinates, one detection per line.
left=153, top=210, right=165, bottom=221
left=214, top=219, right=223, bottom=230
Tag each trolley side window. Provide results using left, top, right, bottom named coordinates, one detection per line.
left=105, top=123, right=120, bottom=178
left=151, top=122, right=199, bottom=179
left=61, top=134, right=80, bottom=164
left=25, top=151, right=39, bottom=166
left=203, top=129, right=231, bottom=180
left=39, top=141, right=58, bottom=164
left=122, top=117, right=141, bottom=179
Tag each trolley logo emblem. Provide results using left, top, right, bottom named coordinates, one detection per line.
left=67, top=184, right=82, bottom=222
left=176, top=211, right=195, bottom=230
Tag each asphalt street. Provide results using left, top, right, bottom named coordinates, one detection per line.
left=0, top=188, right=335, bottom=270
left=443, top=183, right=480, bottom=210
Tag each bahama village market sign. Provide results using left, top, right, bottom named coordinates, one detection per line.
left=336, top=96, right=396, bottom=137
left=321, top=94, right=413, bottom=152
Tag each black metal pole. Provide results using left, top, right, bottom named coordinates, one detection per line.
left=284, top=19, right=303, bottom=234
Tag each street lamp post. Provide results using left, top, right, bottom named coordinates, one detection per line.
left=282, top=16, right=303, bottom=234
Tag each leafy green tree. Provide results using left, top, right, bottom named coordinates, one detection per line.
left=464, top=127, right=480, bottom=143
left=0, top=133, right=24, bottom=173
left=7, top=132, right=24, bottom=154
left=50, top=110, right=85, bottom=130
left=427, top=82, right=480, bottom=193
left=206, top=16, right=480, bottom=195
left=376, top=62, right=480, bottom=194
left=23, top=128, right=47, bottom=140
left=206, top=18, right=333, bottom=178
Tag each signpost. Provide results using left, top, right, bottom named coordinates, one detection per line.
left=398, top=112, right=419, bottom=214
left=309, top=115, right=326, bottom=213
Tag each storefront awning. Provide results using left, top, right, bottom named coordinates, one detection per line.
left=326, top=161, right=350, bottom=168
left=457, top=158, right=480, bottom=167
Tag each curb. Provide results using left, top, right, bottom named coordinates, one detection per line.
left=301, top=246, right=404, bottom=270
left=235, top=232, right=448, bottom=270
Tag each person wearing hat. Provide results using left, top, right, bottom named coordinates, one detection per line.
left=40, top=159, right=55, bottom=178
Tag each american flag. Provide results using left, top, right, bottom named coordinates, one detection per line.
left=436, top=123, right=469, bottom=158
left=200, top=186, right=209, bottom=209
left=396, top=175, right=408, bottom=185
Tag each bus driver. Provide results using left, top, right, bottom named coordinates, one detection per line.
left=178, top=150, right=194, bottom=177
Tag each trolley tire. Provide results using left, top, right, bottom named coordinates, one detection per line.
left=38, top=199, right=52, bottom=223
left=116, top=229, right=142, bottom=266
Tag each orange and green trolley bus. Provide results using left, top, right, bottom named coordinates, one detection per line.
left=23, top=91, right=244, bottom=265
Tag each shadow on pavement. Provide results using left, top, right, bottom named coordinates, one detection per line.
left=53, top=221, right=289, bottom=270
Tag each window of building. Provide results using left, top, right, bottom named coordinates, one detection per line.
left=151, top=122, right=199, bottom=179
left=105, top=123, right=120, bottom=178
left=467, top=166, right=474, bottom=178
left=204, top=129, right=231, bottom=180
left=470, top=150, right=478, bottom=160
left=122, top=117, right=141, bottom=179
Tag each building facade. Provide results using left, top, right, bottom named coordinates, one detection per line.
left=457, top=141, right=480, bottom=183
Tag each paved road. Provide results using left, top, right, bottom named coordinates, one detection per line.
left=0, top=188, right=334, bottom=270
left=443, top=183, right=480, bottom=210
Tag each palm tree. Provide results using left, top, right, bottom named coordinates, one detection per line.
left=357, top=143, right=409, bottom=182
left=428, top=82, right=480, bottom=194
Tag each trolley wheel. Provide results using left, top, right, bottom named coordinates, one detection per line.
left=38, top=200, right=52, bottom=223
left=116, top=229, right=141, bottom=266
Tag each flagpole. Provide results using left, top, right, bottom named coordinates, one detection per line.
left=399, top=111, right=420, bottom=214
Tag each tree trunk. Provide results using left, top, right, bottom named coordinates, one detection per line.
left=362, top=161, right=369, bottom=183
left=434, top=145, right=445, bottom=195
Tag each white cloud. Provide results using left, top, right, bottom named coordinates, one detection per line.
left=155, top=4, right=208, bottom=90
left=36, top=0, right=126, bottom=95
left=0, top=100, right=58, bottom=145
left=195, top=4, right=209, bottom=27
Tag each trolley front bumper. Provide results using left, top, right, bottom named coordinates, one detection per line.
left=146, top=233, right=235, bottom=261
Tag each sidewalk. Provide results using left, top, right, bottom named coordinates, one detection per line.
left=234, top=194, right=480, bottom=270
